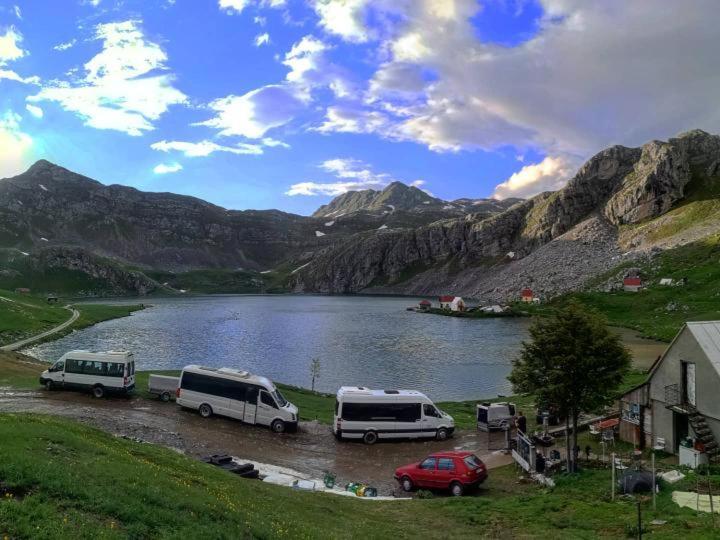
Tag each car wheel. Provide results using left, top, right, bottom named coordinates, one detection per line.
left=271, top=419, right=286, bottom=433
left=92, top=385, right=105, bottom=399
left=199, top=404, right=213, bottom=418
left=160, top=392, right=171, bottom=402
left=44, top=380, right=54, bottom=391
left=436, top=428, right=449, bottom=441
left=401, top=476, right=414, bottom=492
left=363, top=431, right=378, bottom=445
left=450, top=481, right=464, bottom=497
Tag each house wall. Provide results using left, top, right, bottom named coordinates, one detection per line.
left=649, top=328, right=720, bottom=451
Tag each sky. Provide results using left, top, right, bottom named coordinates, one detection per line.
left=1, top=1, right=720, bottom=215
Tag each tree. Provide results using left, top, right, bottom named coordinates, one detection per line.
left=508, top=302, right=631, bottom=473
left=309, top=357, right=321, bottom=392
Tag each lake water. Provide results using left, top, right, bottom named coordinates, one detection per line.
left=22, top=295, right=667, bottom=401
left=23, top=295, right=533, bottom=401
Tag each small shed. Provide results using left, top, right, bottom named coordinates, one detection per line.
left=521, top=288, right=534, bottom=303
left=659, top=278, right=674, bottom=286
left=418, top=299, right=432, bottom=311
left=623, top=277, right=642, bottom=292
left=46, top=295, right=59, bottom=304
left=14, top=287, right=30, bottom=294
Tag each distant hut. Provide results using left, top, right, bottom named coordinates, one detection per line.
left=521, top=288, right=534, bottom=303
left=46, top=294, right=59, bottom=304
left=418, top=299, right=432, bottom=311
left=623, top=277, right=642, bottom=292
left=14, top=287, right=30, bottom=294
left=439, top=295, right=455, bottom=309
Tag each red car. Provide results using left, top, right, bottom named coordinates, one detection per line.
left=394, top=451, right=488, bottom=496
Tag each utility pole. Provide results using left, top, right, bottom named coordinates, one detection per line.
left=651, top=452, right=656, bottom=511
left=611, top=452, right=616, bottom=501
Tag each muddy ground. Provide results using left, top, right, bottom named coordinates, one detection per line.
left=0, top=388, right=512, bottom=495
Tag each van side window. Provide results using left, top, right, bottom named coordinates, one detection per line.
left=107, top=363, right=124, bottom=377
left=437, top=458, right=455, bottom=471
left=260, top=392, right=277, bottom=409
left=420, top=458, right=437, bottom=470
left=423, top=404, right=439, bottom=418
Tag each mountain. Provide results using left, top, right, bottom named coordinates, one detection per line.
left=0, top=161, right=519, bottom=295
left=313, top=181, right=520, bottom=219
left=291, top=129, right=720, bottom=300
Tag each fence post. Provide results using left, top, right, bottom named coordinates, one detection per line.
left=652, top=452, right=656, bottom=511
left=611, top=452, right=616, bottom=501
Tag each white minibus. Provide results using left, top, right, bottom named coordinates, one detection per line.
left=176, top=365, right=299, bottom=433
left=333, top=387, right=455, bottom=444
left=39, top=350, right=136, bottom=398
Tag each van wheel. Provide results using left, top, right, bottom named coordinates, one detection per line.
left=92, top=385, right=105, bottom=399
left=44, top=380, right=54, bottom=391
left=450, top=481, right=464, bottom=497
left=436, top=428, right=449, bottom=441
left=271, top=419, right=286, bottom=433
left=401, top=476, right=414, bottom=492
left=160, top=392, right=171, bottom=402
left=363, top=431, right=378, bottom=445
left=199, top=404, right=213, bottom=418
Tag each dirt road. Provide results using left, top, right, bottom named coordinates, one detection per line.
left=1, top=306, right=79, bottom=351
left=0, top=388, right=512, bottom=494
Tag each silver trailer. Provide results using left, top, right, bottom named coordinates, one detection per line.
left=148, top=374, right=180, bottom=402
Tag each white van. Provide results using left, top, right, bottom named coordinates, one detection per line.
left=39, top=350, right=136, bottom=398
left=176, top=365, right=298, bottom=433
left=333, top=387, right=455, bottom=444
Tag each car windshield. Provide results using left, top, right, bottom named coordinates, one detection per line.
left=272, top=389, right=288, bottom=408
left=463, top=455, right=484, bottom=469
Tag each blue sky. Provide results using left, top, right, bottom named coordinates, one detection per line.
left=1, top=1, right=719, bottom=215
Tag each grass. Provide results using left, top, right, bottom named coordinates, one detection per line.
left=566, top=235, right=720, bottom=341
left=0, top=290, right=145, bottom=347
left=1, top=414, right=717, bottom=539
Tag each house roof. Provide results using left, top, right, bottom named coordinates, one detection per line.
left=439, top=295, right=455, bottom=302
left=419, top=300, right=431, bottom=305
left=624, top=277, right=642, bottom=285
left=521, top=288, right=533, bottom=296
left=649, top=321, right=720, bottom=379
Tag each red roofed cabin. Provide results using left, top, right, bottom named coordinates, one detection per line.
left=623, top=277, right=642, bottom=292
left=521, top=288, right=534, bottom=303
left=418, top=299, right=432, bottom=311
left=439, top=296, right=466, bottom=312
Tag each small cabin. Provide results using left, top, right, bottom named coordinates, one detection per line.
left=623, top=277, right=642, bottom=292
left=521, top=288, right=534, bottom=303
left=14, top=287, right=30, bottom=294
left=418, top=300, right=432, bottom=311
left=46, top=295, right=59, bottom=304
left=438, top=296, right=465, bottom=312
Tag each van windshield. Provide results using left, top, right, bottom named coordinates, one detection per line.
left=272, top=389, right=288, bottom=408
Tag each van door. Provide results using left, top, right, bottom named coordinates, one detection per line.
left=422, top=403, right=442, bottom=436
left=256, top=390, right=279, bottom=427
left=394, top=403, right=422, bottom=438
left=243, top=386, right=259, bottom=424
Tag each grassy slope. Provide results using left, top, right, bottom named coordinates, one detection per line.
left=0, top=290, right=145, bottom=346
left=567, top=235, right=720, bottom=341
left=1, top=414, right=717, bottom=539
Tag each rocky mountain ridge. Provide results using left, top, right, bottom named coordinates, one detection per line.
left=291, top=129, right=720, bottom=300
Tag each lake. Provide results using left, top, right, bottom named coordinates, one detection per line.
left=22, top=295, right=667, bottom=401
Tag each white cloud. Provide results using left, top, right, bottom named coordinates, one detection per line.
left=153, top=162, right=183, bottom=174
left=28, top=20, right=186, bottom=136
left=219, top=0, right=286, bottom=15
left=492, top=156, right=577, bottom=199
left=254, top=32, right=270, bottom=46
left=151, top=139, right=263, bottom=157
left=0, top=111, right=33, bottom=179
left=262, top=137, right=290, bottom=148
left=316, top=105, right=388, bottom=134
left=13, top=5, right=21, bottom=19
left=196, top=85, right=303, bottom=139
left=0, top=27, right=26, bottom=64
left=25, top=104, right=43, bottom=118
left=286, top=157, right=423, bottom=196
left=53, top=39, right=77, bottom=51
left=0, top=69, right=39, bottom=84
left=313, top=0, right=370, bottom=43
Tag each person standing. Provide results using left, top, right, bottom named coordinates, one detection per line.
left=516, top=411, right=527, bottom=435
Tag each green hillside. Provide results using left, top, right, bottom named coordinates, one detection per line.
left=567, top=234, right=720, bottom=341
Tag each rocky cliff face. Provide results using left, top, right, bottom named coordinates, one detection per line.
left=292, top=130, right=720, bottom=298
